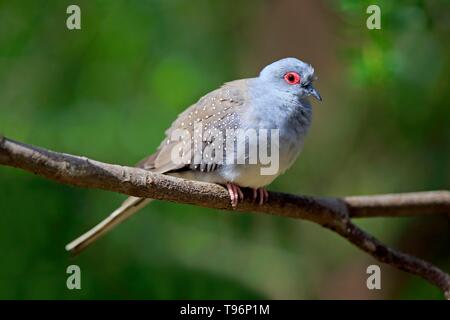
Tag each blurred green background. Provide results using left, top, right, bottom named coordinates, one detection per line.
left=0, top=0, right=449, bottom=299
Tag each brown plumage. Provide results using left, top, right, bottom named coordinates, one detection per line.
left=138, top=79, right=248, bottom=174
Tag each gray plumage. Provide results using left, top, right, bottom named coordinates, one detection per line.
left=66, top=57, right=321, bottom=253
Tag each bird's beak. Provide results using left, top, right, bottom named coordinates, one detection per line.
left=306, top=84, right=322, bottom=101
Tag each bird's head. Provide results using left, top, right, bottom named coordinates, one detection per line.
left=259, top=57, right=322, bottom=102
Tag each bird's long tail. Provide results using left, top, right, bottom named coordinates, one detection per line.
left=65, top=197, right=152, bottom=254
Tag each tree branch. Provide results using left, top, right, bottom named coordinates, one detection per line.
left=1, top=135, right=449, bottom=298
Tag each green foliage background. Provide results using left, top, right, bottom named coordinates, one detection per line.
left=0, top=0, right=448, bottom=299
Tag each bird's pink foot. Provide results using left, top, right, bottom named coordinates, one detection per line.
left=252, top=187, right=269, bottom=205
left=226, top=183, right=243, bottom=208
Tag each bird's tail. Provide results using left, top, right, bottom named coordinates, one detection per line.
left=65, top=197, right=152, bottom=255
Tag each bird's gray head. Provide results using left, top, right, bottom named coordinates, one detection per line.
left=259, top=57, right=322, bottom=102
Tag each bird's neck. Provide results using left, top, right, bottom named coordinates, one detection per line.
left=246, top=81, right=312, bottom=131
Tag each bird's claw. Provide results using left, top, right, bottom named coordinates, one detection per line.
left=226, top=183, right=243, bottom=208
left=252, top=187, right=269, bottom=205
left=226, top=184, right=268, bottom=208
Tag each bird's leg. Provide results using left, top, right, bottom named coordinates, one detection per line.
left=227, top=183, right=236, bottom=207
left=262, top=188, right=269, bottom=204
left=226, top=182, right=243, bottom=208
left=252, top=187, right=269, bottom=205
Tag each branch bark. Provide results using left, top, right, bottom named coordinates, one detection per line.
left=1, top=135, right=449, bottom=298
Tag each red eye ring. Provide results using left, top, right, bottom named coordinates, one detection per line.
left=284, top=72, right=301, bottom=85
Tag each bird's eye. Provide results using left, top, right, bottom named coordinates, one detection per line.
left=283, top=72, right=301, bottom=85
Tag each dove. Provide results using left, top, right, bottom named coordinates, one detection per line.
left=66, top=57, right=321, bottom=254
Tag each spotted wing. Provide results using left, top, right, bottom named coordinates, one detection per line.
left=137, top=79, right=249, bottom=173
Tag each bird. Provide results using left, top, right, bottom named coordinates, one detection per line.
left=66, top=57, right=322, bottom=254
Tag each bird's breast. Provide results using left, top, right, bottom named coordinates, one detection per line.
left=238, top=103, right=311, bottom=177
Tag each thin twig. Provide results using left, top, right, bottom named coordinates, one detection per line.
left=1, top=135, right=449, bottom=298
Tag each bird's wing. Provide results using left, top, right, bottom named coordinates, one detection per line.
left=138, top=79, right=249, bottom=174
